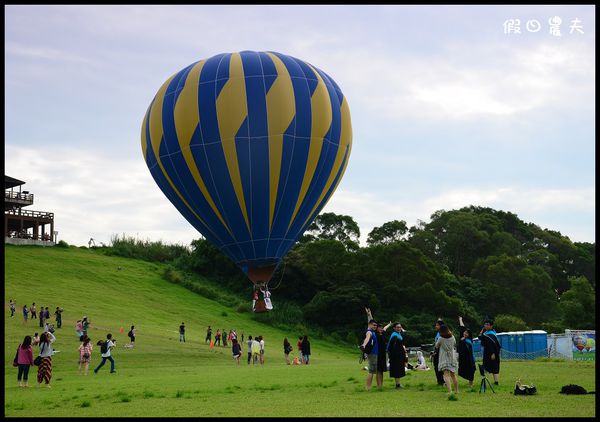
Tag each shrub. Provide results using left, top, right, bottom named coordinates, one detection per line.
left=56, top=240, right=69, bottom=248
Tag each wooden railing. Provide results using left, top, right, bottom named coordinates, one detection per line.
left=5, top=208, right=54, bottom=220
left=5, top=191, right=34, bottom=203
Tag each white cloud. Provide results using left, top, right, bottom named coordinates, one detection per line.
left=5, top=145, right=198, bottom=247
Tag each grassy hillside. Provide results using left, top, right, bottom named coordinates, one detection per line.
left=4, top=245, right=596, bottom=417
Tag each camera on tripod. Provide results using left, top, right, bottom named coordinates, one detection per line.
left=478, top=364, right=495, bottom=394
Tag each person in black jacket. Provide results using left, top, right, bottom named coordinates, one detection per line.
left=478, top=318, right=501, bottom=385
left=387, top=322, right=408, bottom=389
left=301, top=335, right=311, bottom=364
left=457, top=316, right=476, bottom=388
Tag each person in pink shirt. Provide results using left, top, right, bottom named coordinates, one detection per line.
left=15, top=335, right=34, bottom=387
left=79, top=335, right=93, bottom=375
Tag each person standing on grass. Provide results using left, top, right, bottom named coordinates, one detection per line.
left=215, top=329, right=221, bottom=347
left=15, top=335, right=34, bottom=387
left=246, top=335, right=254, bottom=365
left=75, top=320, right=84, bottom=338
left=94, top=334, right=116, bottom=374
left=283, top=338, right=293, bottom=365
left=479, top=318, right=501, bottom=385
left=251, top=336, right=261, bottom=365
left=22, top=304, right=29, bottom=324
left=457, top=316, right=476, bottom=388
left=205, top=325, right=212, bottom=344
left=78, top=335, right=93, bottom=375
left=297, top=336, right=304, bottom=364
left=37, top=331, right=56, bottom=387
left=432, top=319, right=446, bottom=386
left=222, top=329, right=228, bottom=347
left=127, top=326, right=136, bottom=348
left=179, top=322, right=186, bottom=342
left=44, top=307, right=51, bottom=327
left=360, top=319, right=379, bottom=391
left=39, top=304, right=45, bottom=328
left=54, top=307, right=63, bottom=329
left=387, top=322, right=408, bottom=389
left=232, top=338, right=242, bottom=365
left=31, top=303, right=37, bottom=320
left=9, top=299, right=16, bottom=317
left=435, top=324, right=459, bottom=396
left=301, top=335, right=311, bottom=365
left=259, top=336, right=265, bottom=365
left=82, top=317, right=90, bottom=336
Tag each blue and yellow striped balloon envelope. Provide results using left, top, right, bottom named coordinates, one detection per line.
left=141, top=51, right=352, bottom=284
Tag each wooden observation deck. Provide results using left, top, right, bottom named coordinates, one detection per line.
left=5, top=175, right=56, bottom=244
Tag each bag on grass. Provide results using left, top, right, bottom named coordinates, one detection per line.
left=514, top=379, right=537, bottom=395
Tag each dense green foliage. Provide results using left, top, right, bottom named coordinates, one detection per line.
left=102, top=206, right=595, bottom=348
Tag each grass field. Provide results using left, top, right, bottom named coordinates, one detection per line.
left=4, top=245, right=596, bottom=417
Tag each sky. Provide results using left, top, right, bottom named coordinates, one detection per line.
left=5, top=5, right=595, bottom=247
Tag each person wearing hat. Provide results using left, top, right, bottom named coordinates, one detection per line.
left=478, top=318, right=501, bottom=385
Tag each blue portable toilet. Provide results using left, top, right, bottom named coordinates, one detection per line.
left=515, top=331, right=525, bottom=354
left=524, top=330, right=548, bottom=358
left=472, top=338, right=481, bottom=353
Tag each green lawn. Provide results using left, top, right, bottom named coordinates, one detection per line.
left=5, top=245, right=596, bottom=417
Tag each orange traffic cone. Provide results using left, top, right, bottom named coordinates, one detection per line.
left=119, top=327, right=124, bottom=333
left=209, top=339, right=215, bottom=350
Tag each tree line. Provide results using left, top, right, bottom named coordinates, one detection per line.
left=107, top=206, right=595, bottom=347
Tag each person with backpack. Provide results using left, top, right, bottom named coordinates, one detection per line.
left=214, top=329, right=221, bottom=347
left=15, top=335, right=34, bottom=387
left=127, top=326, right=136, bottom=348
left=9, top=299, right=16, bottom=317
left=360, top=319, right=379, bottom=390
left=94, top=334, right=116, bottom=374
left=179, top=322, right=186, bottom=342
left=222, top=329, right=228, bottom=347
left=36, top=331, right=56, bottom=387
left=31, top=302, right=37, bottom=320
left=205, top=325, right=212, bottom=344
left=78, top=335, right=93, bottom=375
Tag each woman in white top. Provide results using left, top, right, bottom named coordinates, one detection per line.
left=415, top=351, right=429, bottom=370
left=434, top=325, right=459, bottom=395
left=37, top=331, right=56, bottom=387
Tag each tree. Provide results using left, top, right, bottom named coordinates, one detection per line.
left=493, top=314, right=530, bottom=332
left=559, top=276, right=595, bottom=329
left=303, top=212, right=360, bottom=251
left=367, top=220, right=408, bottom=246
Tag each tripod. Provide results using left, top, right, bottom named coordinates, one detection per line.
left=479, top=374, right=496, bottom=393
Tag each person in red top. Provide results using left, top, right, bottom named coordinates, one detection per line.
left=15, top=335, right=34, bottom=387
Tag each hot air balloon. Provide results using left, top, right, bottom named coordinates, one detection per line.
left=572, top=335, right=585, bottom=352
left=141, top=51, right=352, bottom=307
